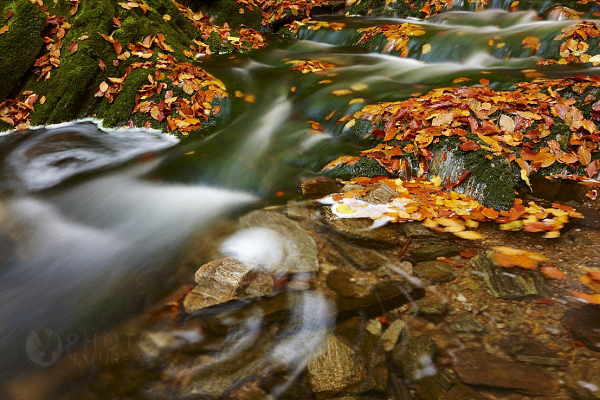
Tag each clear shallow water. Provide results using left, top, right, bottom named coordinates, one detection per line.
left=1, top=10, right=599, bottom=399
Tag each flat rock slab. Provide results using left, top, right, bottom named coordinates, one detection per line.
left=471, top=250, right=550, bottom=299
left=409, top=242, right=460, bottom=262
left=564, top=305, right=600, bottom=352
left=240, top=210, right=319, bottom=273
left=327, top=233, right=397, bottom=271
left=453, top=349, right=559, bottom=395
left=413, top=260, right=457, bottom=285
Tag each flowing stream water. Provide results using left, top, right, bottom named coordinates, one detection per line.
left=1, top=8, right=600, bottom=399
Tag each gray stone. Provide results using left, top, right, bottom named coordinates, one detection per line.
left=564, top=363, right=600, bottom=400
left=402, top=222, right=438, bottom=238
left=470, top=251, right=550, bottom=299
left=301, top=176, right=341, bottom=199
left=410, top=242, right=460, bottom=262
left=392, top=336, right=438, bottom=381
left=342, top=184, right=364, bottom=193
left=308, top=333, right=367, bottom=393
left=413, top=260, right=457, bottom=285
left=184, top=257, right=273, bottom=313
left=360, top=182, right=397, bottom=204
left=320, top=207, right=399, bottom=246
left=564, top=305, right=600, bottom=352
left=453, top=349, right=559, bottom=395
left=239, top=210, right=319, bottom=273
left=449, top=314, right=485, bottom=333
left=380, top=319, right=406, bottom=352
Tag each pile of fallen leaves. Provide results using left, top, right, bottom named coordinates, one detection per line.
left=0, top=92, right=42, bottom=130
left=286, top=59, right=337, bottom=73
left=173, top=0, right=266, bottom=52
left=286, top=18, right=346, bottom=34
left=537, top=21, right=600, bottom=66
left=236, top=0, right=338, bottom=26
left=330, top=75, right=600, bottom=185
left=320, top=176, right=582, bottom=240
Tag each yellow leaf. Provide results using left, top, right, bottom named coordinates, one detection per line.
left=422, top=43, right=431, bottom=55
left=453, top=231, right=484, bottom=240
left=336, top=204, right=356, bottom=214
left=163, top=14, right=171, bottom=21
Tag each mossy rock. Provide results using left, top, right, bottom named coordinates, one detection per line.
left=0, top=0, right=46, bottom=101
left=201, top=0, right=263, bottom=30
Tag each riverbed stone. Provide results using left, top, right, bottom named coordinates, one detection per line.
left=360, top=182, right=397, bottom=204
left=564, top=363, right=600, bottom=400
left=402, top=222, right=439, bottom=238
left=327, top=234, right=396, bottom=271
left=453, top=349, right=559, bottom=395
left=410, top=299, right=449, bottom=322
left=413, top=260, right=457, bottom=285
left=307, top=333, right=367, bottom=394
left=499, top=334, right=566, bottom=366
left=392, top=336, right=438, bottom=381
left=239, top=210, right=319, bottom=273
left=564, top=305, right=600, bottom=352
left=301, top=176, right=341, bottom=199
left=376, top=261, right=413, bottom=278
left=410, top=241, right=460, bottom=262
left=326, top=269, right=368, bottom=298
left=415, top=372, right=486, bottom=400
left=449, top=314, right=485, bottom=333
left=184, top=257, right=273, bottom=313
left=470, top=250, right=550, bottom=299
left=319, top=207, right=399, bottom=246
left=380, top=319, right=406, bottom=352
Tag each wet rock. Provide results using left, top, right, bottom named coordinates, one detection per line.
left=410, top=242, right=460, bottom=262
left=413, top=261, right=457, bottom=285
left=392, top=336, right=438, bottom=381
left=471, top=250, right=550, bottom=299
left=564, top=363, right=600, bottom=400
left=326, top=269, right=368, bottom=298
left=307, top=333, right=367, bottom=394
left=453, top=349, right=558, bottom=395
left=301, top=176, right=342, bottom=199
left=376, top=262, right=413, bottom=278
left=449, top=314, right=484, bottom=333
left=402, top=222, right=438, bottom=238
left=183, top=257, right=273, bottom=313
left=415, top=372, right=486, bottom=400
left=499, top=334, right=567, bottom=366
left=319, top=207, right=399, bottom=246
left=327, top=234, right=397, bottom=271
left=139, top=329, right=203, bottom=360
left=360, top=182, right=397, bottom=204
left=342, top=184, right=364, bottom=193
left=239, top=210, right=319, bottom=273
left=380, top=319, right=406, bottom=352
left=410, top=299, right=449, bottom=322
left=564, top=305, right=600, bottom=352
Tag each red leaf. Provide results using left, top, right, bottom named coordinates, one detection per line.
left=113, top=41, right=122, bottom=54
left=459, top=141, right=480, bottom=151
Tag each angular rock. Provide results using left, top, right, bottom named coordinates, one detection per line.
left=499, top=334, right=566, bottom=366
left=449, top=314, right=485, bottom=333
left=453, top=349, right=559, bottom=395
left=564, top=363, right=600, bottom=400
left=380, top=319, right=406, bottom=352
left=301, top=176, right=341, bottom=199
left=413, top=260, right=457, bottom=285
left=239, top=210, right=319, bottom=273
left=415, top=372, right=486, bottom=400
left=327, top=234, right=396, bottom=271
left=183, top=257, right=273, bottom=313
left=410, top=299, right=449, bottom=322
left=392, top=336, right=438, bottom=381
left=564, top=305, right=600, bottom=352
left=360, top=182, right=397, bottom=204
left=471, top=250, right=550, bottom=299
left=308, top=333, right=367, bottom=394
left=319, top=207, right=399, bottom=246
left=410, top=242, right=460, bottom=262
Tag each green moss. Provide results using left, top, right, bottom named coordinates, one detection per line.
left=99, top=68, right=152, bottom=127
left=463, top=150, right=517, bottom=209
left=0, top=1, right=46, bottom=100
left=208, top=0, right=262, bottom=30
left=325, top=157, right=390, bottom=180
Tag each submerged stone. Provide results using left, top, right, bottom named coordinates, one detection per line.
left=410, top=299, right=449, bottom=322
left=410, top=241, right=460, bottom=262
left=564, top=305, right=600, bottom=352
left=564, top=363, right=600, bottom=400
left=326, top=234, right=397, bottom=271
left=326, top=269, right=368, bottom=298
left=415, top=372, right=486, bottom=400
left=471, top=250, right=550, bottom=299
left=380, top=319, right=406, bottom=352
left=453, top=349, right=558, bottom=395
left=392, top=336, right=438, bottom=381
left=449, top=314, right=485, bottom=333
left=413, top=260, right=457, bottom=285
